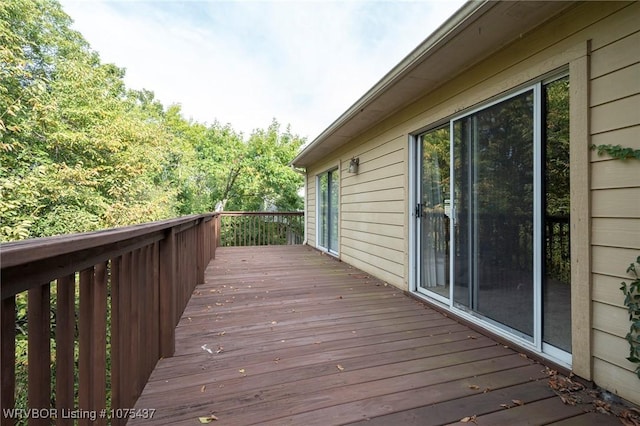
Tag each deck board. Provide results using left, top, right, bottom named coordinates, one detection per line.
left=131, top=246, right=620, bottom=425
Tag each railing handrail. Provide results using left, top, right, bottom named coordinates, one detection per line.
left=220, top=211, right=303, bottom=216
left=1, top=213, right=218, bottom=300
left=1, top=213, right=215, bottom=267
left=1, top=212, right=222, bottom=425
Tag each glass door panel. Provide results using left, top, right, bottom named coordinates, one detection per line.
left=318, top=169, right=339, bottom=254
left=543, top=76, right=571, bottom=353
left=418, top=127, right=450, bottom=299
left=329, top=170, right=339, bottom=252
left=452, top=90, right=535, bottom=339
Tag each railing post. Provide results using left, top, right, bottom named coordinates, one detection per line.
left=197, top=219, right=205, bottom=285
left=1, top=296, right=16, bottom=426
left=159, top=228, right=177, bottom=358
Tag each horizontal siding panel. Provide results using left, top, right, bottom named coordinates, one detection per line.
left=592, top=246, right=640, bottom=278
left=591, top=188, right=640, bottom=218
left=340, top=253, right=405, bottom=289
left=592, top=218, right=640, bottom=248
left=342, top=200, right=405, bottom=214
left=341, top=175, right=404, bottom=196
left=592, top=273, right=626, bottom=308
left=342, top=188, right=404, bottom=204
left=342, top=221, right=403, bottom=240
left=342, top=211, right=405, bottom=226
left=592, top=358, right=640, bottom=406
left=341, top=229, right=404, bottom=253
left=349, top=148, right=404, bottom=176
left=590, top=94, right=640, bottom=134
left=591, top=63, right=640, bottom=107
left=342, top=234, right=404, bottom=263
left=342, top=162, right=405, bottom=189
left=348, top=134, right=404, bottom=163
left=592, top=300, right=629, bottom=338
left=340, top=246, right=404, bottom=282
left=591, top=30, right=640, bottom=79
left=591, top=159, right=640, bottom=190
left=593, top=329, right=638, bottom=373
left=590, top=125, right=640, bottom=162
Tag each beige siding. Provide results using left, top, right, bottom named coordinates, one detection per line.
left=302, top=0, right=639, bottom=404
left=306, top=174, right=316, bottom=246
left=591, top=62, right=640, bottom=107
left=593, top=358, right=640, bottom=408
left=589, top=8, right=640, bottom=402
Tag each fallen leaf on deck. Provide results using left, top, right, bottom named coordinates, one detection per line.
left=460, top=415, right=477, bottom=423
left=216, top=346, right=224, bottom=354
left=467, top=335, right=477, bottom=340
left=336, top=365, right=345, bottom=371
left=200, top=385, right=206, bottom=392
left=468, top=385, right=480, bottom=390
left=238, top=369, right=246, bottom=374
left=217, top=331, right=226, bottom=336
left=500, top=404, right=510, bottom=409
left=512, top=399, right=524, bottom=406
left=198, top=415, right=218, bottom=423
left=483, top=388, right=492, bottom=393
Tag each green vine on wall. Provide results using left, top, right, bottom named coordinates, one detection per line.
left=591, top=144, right=640, bottom=160
left=620, top=257, right=640, bottom=379
left=592, top=144, right=640, bottom=378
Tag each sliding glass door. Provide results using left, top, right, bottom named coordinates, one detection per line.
left=414, top=75, right=571, bottom=361
left=318, top=169, right=339, bottom=254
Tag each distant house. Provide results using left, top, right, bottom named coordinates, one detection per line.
left=292, top=1, right=640, bottom=406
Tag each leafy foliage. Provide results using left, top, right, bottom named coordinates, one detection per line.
left=591, top=144, right=640, bottom=160
left=620, top=257, right=640, bottom=379
left=0, top=0, right=304, bottom=243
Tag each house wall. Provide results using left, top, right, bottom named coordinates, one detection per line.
left=304, top=1, right=639, bottom=404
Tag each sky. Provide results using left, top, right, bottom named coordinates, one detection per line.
left=58, top=0, right=466, bottom=141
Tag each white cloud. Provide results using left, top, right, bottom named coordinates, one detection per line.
left=59, top=0, right=465, bottom=140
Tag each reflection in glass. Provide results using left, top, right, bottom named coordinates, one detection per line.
left=318, top=169, right=339, bottom=253
left=419, top=127, right=450, bottom=298
left=453, top=90, right=535, bottom=339
left=543, top=76, right=571, bottom=353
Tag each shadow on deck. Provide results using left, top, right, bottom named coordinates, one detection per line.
left=131, top=246, right=620, bottom=425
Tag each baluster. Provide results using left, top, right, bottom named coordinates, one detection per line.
left=55, top=274, right=75, bottom=426
left=92, top=263, right=107, bottom=426
left=110, top=257, right=123, bottom=426
left=78, top=268, right=93, bottom=426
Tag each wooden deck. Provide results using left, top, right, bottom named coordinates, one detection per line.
left=131, top=246, right=622, bottom=425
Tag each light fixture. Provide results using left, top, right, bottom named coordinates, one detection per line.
left=349, top=157, right=359, bottom=174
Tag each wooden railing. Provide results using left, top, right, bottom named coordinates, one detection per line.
left=0, top=213, right=219, bottom=426
left=219, top=212, right=304, bottom=246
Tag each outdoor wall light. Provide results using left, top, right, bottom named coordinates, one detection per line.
left=349, top=157, right=360, bottom=174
